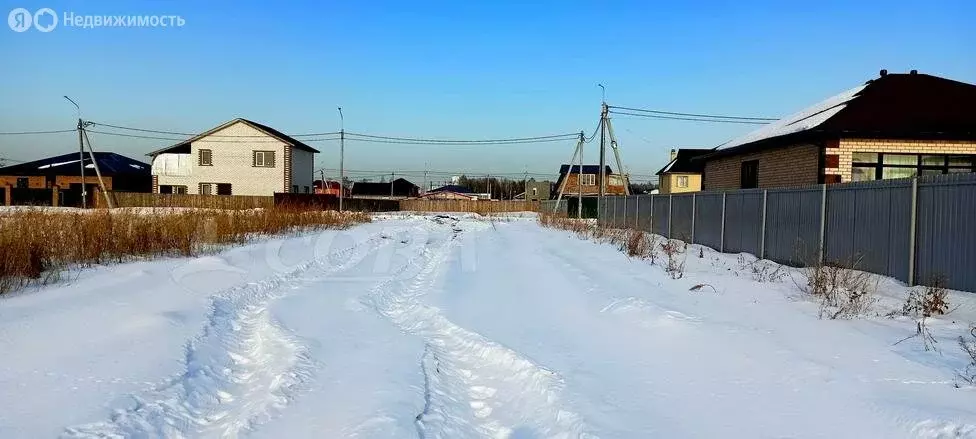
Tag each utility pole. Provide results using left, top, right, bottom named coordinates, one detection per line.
left=487, top=174, right=491, bottom=199
left=422, top=162, right=428, bottom=195
left=577, top=131, right=584, bottom=219
left=390, top=172, right=395, bottom=197
left=81, top=129, right=114, bottom=208
left=338, top=107, right=344, bottom=211
left=320, top=169, right=326, bottom=194
left=65, top=96, right=86, bottom=208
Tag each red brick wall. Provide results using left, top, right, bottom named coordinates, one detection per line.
left=702, top=143, right=821, bottom=190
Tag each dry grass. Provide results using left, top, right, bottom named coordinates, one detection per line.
left=0, top=207, right=369, bottom=295
left=959, top=326, right=976, bottom=385
left=798, top=259, right=878, bottom=320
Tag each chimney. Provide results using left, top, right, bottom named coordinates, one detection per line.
left=879, top=69, right=888, bottom=77
left=670, top=148, right=677, bottom=161
left=910, top=69, right=918, bottom=75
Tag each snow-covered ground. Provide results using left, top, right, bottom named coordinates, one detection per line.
left=1, top=214, right=974, bottom=438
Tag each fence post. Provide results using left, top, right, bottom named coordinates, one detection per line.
left=634, top=195, right=639, bottom=229
left=648, top=194, right=654, bottom=233
left=818, top=183, right=827, bottom=265
left=52, top=185, right=59, bottom=207
left=760, top=189, right=768, bottom=260
left=908, top=177, right=919, bottom=286
left=690, top=193, right=697, bottom=244
left=3, top=184, right=10, bottom=206
left=719, top=192, right=727, bottom=252
left=612, top=197, right=617, bottom=228
left=667, top=194, right=673, bottom=239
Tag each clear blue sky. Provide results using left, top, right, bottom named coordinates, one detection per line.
left=1, top=0, right=972, bottom=183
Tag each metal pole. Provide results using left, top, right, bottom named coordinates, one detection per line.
left=908, top=177, right=919, bottom=286
left=649, top=194, right=654, bottom=233
left=390, top=172, right=394, bottom=197
left=77, top=118, right=86, bottom=208
left=64, top=96, right=86, bottom=208
left=577, top=132, right=584, bottom=219
left=634, top=194, right=639, bottom=229
left=818, top=183, right=827, bottom=265
left=690, top=193, right=697, bottom=244
left=760, top=189, right=768, bottom=260
left=720, top=192, right=727, bottom=252
left=338, top=107, right=344, bottom=212
left=667, top=194, right=673, bottom=239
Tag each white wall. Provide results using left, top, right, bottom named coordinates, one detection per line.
left=154, top=121, right=288, bottom=196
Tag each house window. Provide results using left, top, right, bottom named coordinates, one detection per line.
left=676, top=176, right=689, bottom=188
left=16, top=177, right=28, bottom=188
left=199, top=149, right=213, bottom=166
left=199, top=183, right=213, bottom=195
left=292, top=185, right=299, bottom=193
left=253, top=151, right=276, bottom=167
left=579, top=174, right=596, bottom=186
left=161, top=185, right=188, bottom=194
left=851, top=153, right=976, bottom=181
left=304, top=186, right=310, bottom=194
left=740, top=160, right=759, bottom=189
left=217, top=183, right=232, bottom=195
left=532, top=188, right=538, bottom=195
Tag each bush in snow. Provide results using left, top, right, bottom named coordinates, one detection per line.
left=959, top=326, right=976, bottom=385
left=800, top=260, right=877, bottom=320
left=901, top=279, right=950, bottom=319
left=660, top=239, right=686, bottom=280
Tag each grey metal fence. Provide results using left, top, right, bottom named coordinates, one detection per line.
left=594, top=173, right=976, bottom=293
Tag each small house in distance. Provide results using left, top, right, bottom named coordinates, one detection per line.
left=515, top=179, right=551, bottom=201
left=421, top=184, right=479, bottom=200
left=0, top=151, right=151, bottom=193
left=350, top=178, right=419, bottom=199
left=553, top=165, right=627, bottom=197
left=656, top=148, right=711, bottom=194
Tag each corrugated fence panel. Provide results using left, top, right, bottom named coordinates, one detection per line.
left=613, top=196, right=628, bottom=228
left=723, top=189, right=763, bottom=255
left=597, top=198, right=608, bottom=226
left=764, top=187, right=823, bottom=266
left=652, top=195, right=670, bottom=236
left=825, top=179, right=912, bottom=282
left=638, top=195, right=654, bottom=232
left=626, top=195, right=640, bottom=229
left=694, top=192, right=724, bottom=250
left=670, top=195, right=695, bottom=241
left=915, top=173, right=976, bottom=293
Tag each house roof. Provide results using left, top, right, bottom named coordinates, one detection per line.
left=655, top=149, right=713, bottom=175
left=702, top=72, right=976, bottom=160
left=558, top=164, right=613, bottom=175
left=429, top=184, right=472, bottom=194
left=147, top=118, right=320, bottom=156
left=350, top=178, right=419, bottom=196
left=0, top=152, right=150, bottom=176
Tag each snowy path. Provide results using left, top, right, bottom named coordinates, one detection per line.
left=2, top=215, right=975, bottom=438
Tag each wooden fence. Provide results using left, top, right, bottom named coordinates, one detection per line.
left=400, top=199, right=539, bottom=213
left=97, top=192, right=274, bottom=210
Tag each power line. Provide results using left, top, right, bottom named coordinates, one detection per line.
left=343, top=136, right=575, bottom=146
left=89, top=122, right=340, bottom=138
left=0, top=129, right=76, bottom=135
left=609, top=110, right=769, bottom=125
left=344, top=131, right=578, bottom=144
left=86, top=130, right=339, bottom=143
left=608, top=105, right=777, bottom=121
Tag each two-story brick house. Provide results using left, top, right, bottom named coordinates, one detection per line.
left=149, top=118, right=318, bottom=196
left=697, top=71, right=976, bottom=190
left=553, top=164, right=628, bottom=197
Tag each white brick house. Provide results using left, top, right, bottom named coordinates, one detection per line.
left=148, top=118, right=318, bottom=196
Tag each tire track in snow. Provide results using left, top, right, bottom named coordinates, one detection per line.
left=62, top=228, right=400, bottom=439
left=364, top=217, right=594, bottom=439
